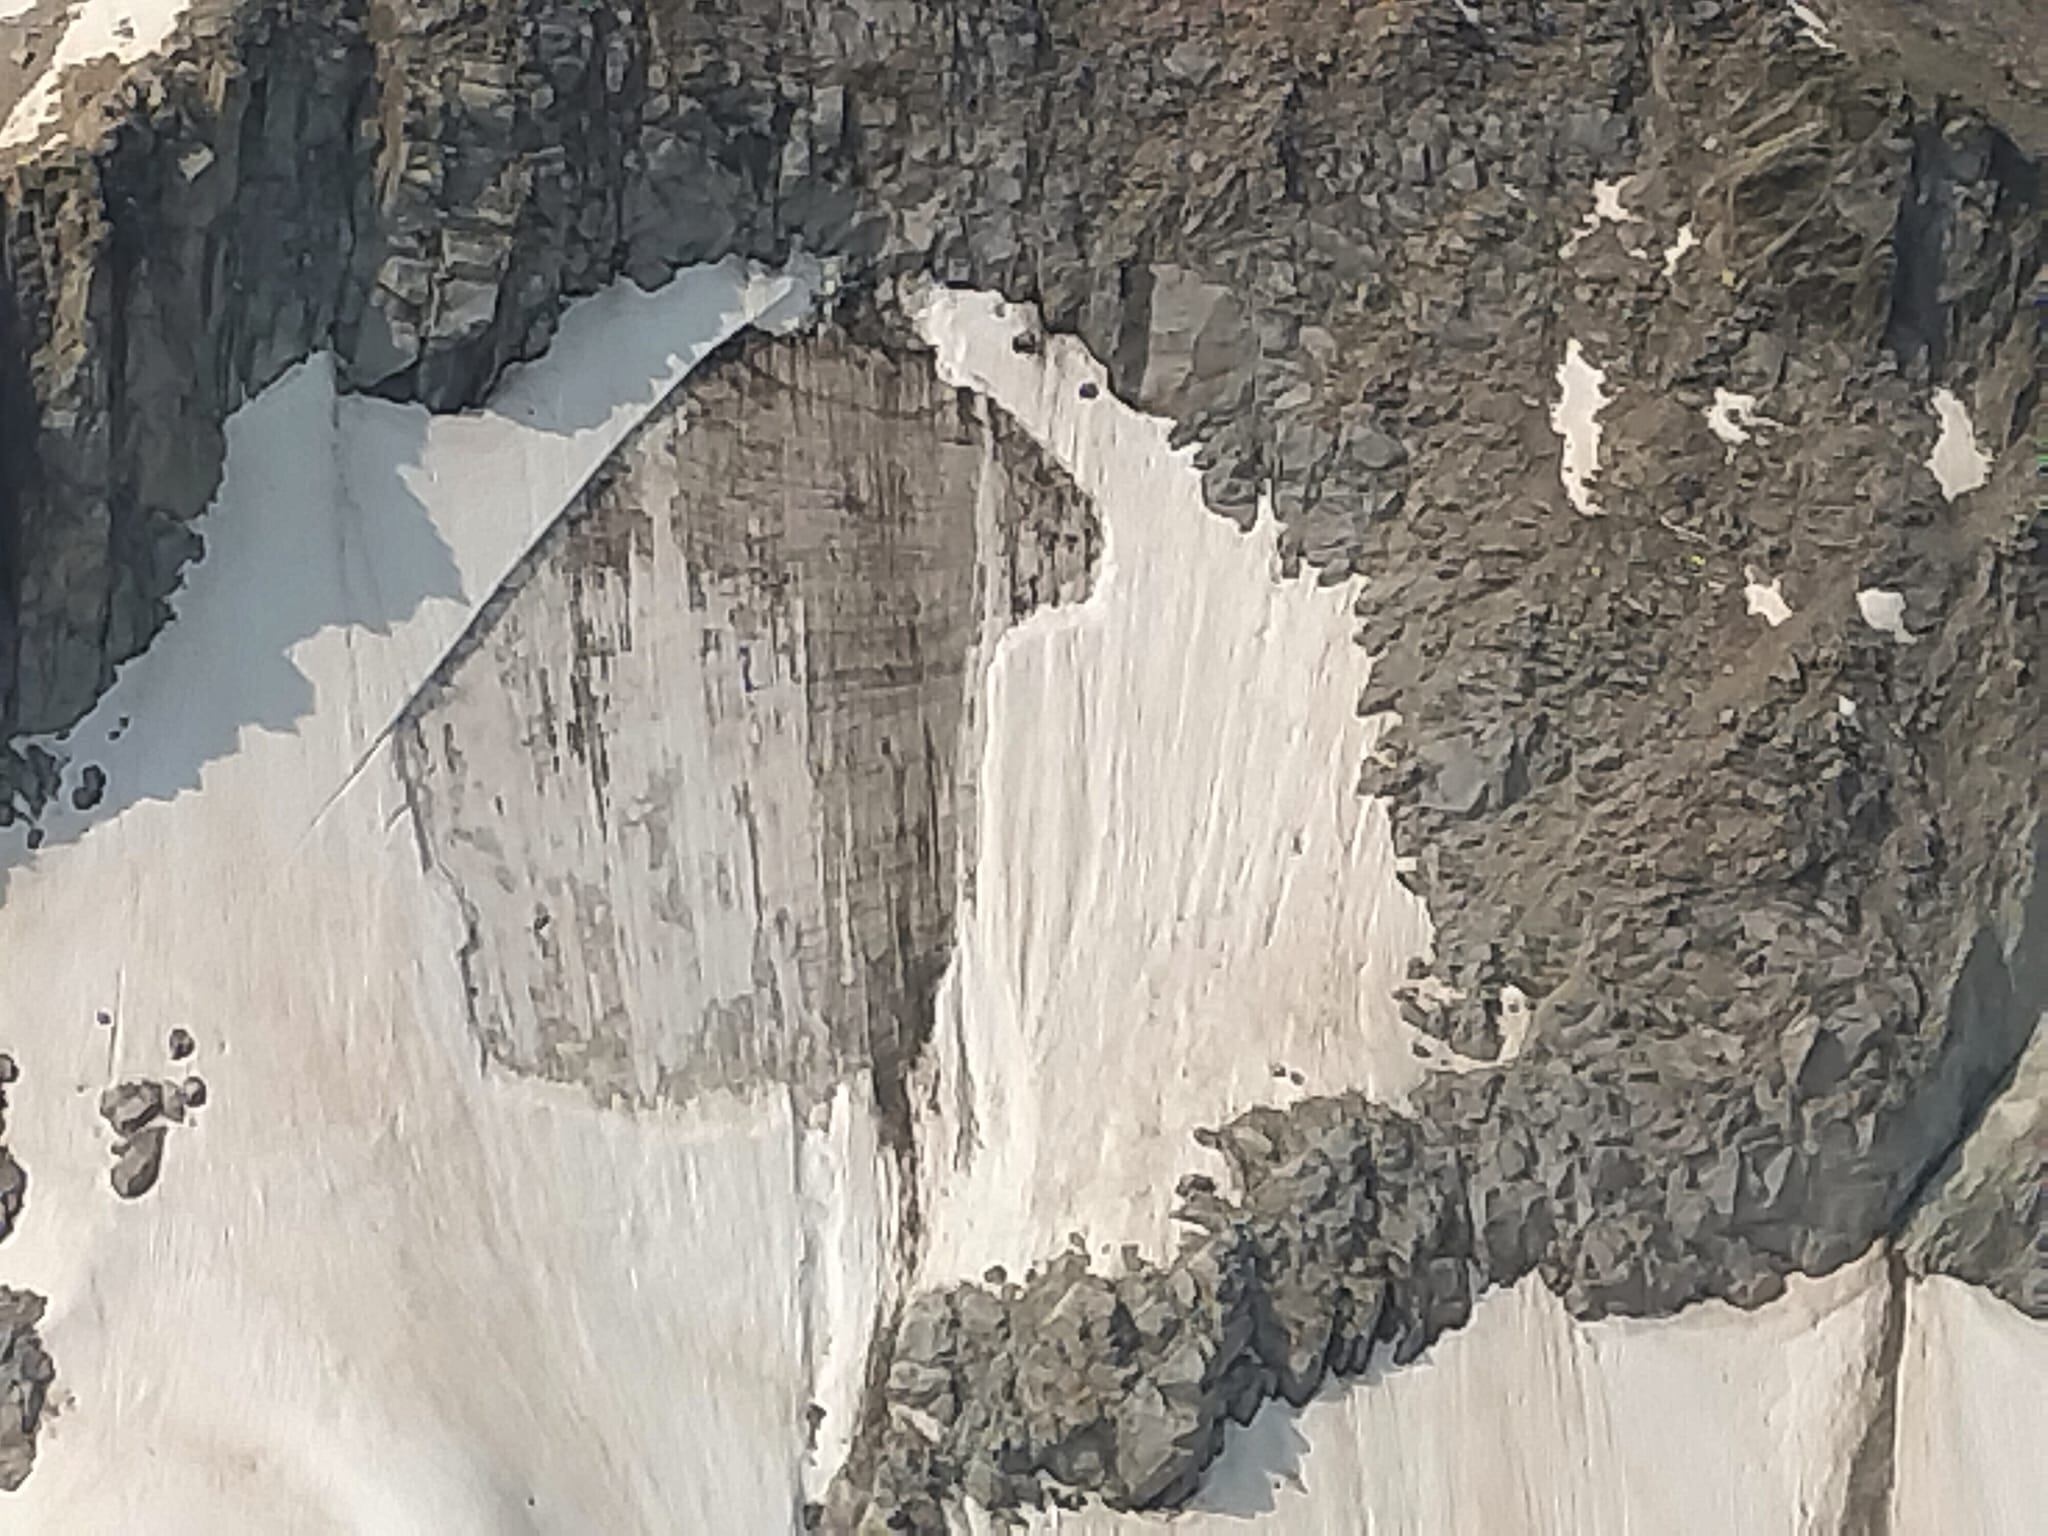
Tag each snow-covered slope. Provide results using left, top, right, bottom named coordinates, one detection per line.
left=0, top=261, right=902, bottom=1532
left=0, top=265, right=2042, bottom=1532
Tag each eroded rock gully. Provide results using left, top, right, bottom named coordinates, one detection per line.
left=0, top=0, right=2039, bottom=1527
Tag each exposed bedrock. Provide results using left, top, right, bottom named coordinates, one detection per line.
left=0, top=0, right=2038, bottom=1525
left=0, top=1060, right=50, bottom=1492
left=396, top=322, right=1096, bottom=1142
left=0, top=0, right=2037, bottom=738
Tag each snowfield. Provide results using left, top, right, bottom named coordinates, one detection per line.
left=0, top=265, right=2041, bottom=1531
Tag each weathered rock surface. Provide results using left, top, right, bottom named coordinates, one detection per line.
left=397, top=321, right=1096, bottom=1122
left=109, top=1124, right=169, bottom=1199
left=0, top=0, right=2036, bottom=743
left=0, top=1288, right=52, bottom=1493
left=0, top=1059, right=49, bottom=1492
left=0, top=0, right=2039, bottom=1525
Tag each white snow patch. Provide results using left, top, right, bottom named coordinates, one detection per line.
left=1928, top=386, right=1990, bottom=501
left=907, top=284, right=1436, bottom=1280
left=1551, top=340, right=1608, bottom=515
left=3, top=0, right=197, bottom=147
left=1856, top=587, right=1914, bottom=644
left=1743, top=569, right=1794, bottom=627
left=1592, top=180, right=1635, bottom=225
left=1706, top=388, right=1775, bottom=458
left=0, top=261, right=888, bottom=1532
left=1836, top=695, right=1858, bottom=721
left=1041, top=1253, right=1896, bottom=1535
left=1562, top=178, right=1640, bottom=257
left=1788, top=0, right=1840, bottom=50
left=1892, top=1278, right=2048, bottom=1533
left=1662, top=222, right=1700, bottom=278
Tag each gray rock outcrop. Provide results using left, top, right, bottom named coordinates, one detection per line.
left=396, top=321, right=1097, bottom=1137
left=0, top=0, right=2038, bottom=1525
left=0, top=1288, right=52, bottom=1493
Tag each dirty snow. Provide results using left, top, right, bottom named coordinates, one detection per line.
left=0, top=260, right=889, bottom=1533
left=1928, top=387, right=1991, bottom=501
left=0, top=263, right=2040, bottom=1533
left=1551, top=339, right=1608, bottom=515
left=909, top=284, right=1436, bottom=1278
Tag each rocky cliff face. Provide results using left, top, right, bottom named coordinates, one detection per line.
left=1, top=0, right=2038, bottom=743
left=0, top=0, right=2040, bottom=1528
left=397, top=322, right=1096, bottom=1149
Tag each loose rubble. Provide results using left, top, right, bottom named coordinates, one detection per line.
left=99, top=1031, right=210, bottom=1201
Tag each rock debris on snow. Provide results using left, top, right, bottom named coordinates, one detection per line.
left=108, top=1125, right=168, bottom=1200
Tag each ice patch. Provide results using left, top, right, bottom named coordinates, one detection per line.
left=1857, top=588, right=1914, bottom=644
left=1928, top=387, right=1990, bottom=501
left=1551, top=340, right=1608, bottom=515
left=1744, top=570, right=1794, bottom=628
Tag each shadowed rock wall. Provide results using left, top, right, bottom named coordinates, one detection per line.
left=397, top=324, right=1096, bottom=1125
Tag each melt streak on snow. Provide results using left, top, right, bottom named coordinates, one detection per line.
left=887, top=291, right=2024, bottom=1536
left=0, top=262, right=897, bottom=1531
left=1032, top=1255, right=1891, bottom=1534
left=908, top=285, right=1435, bottom=1279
